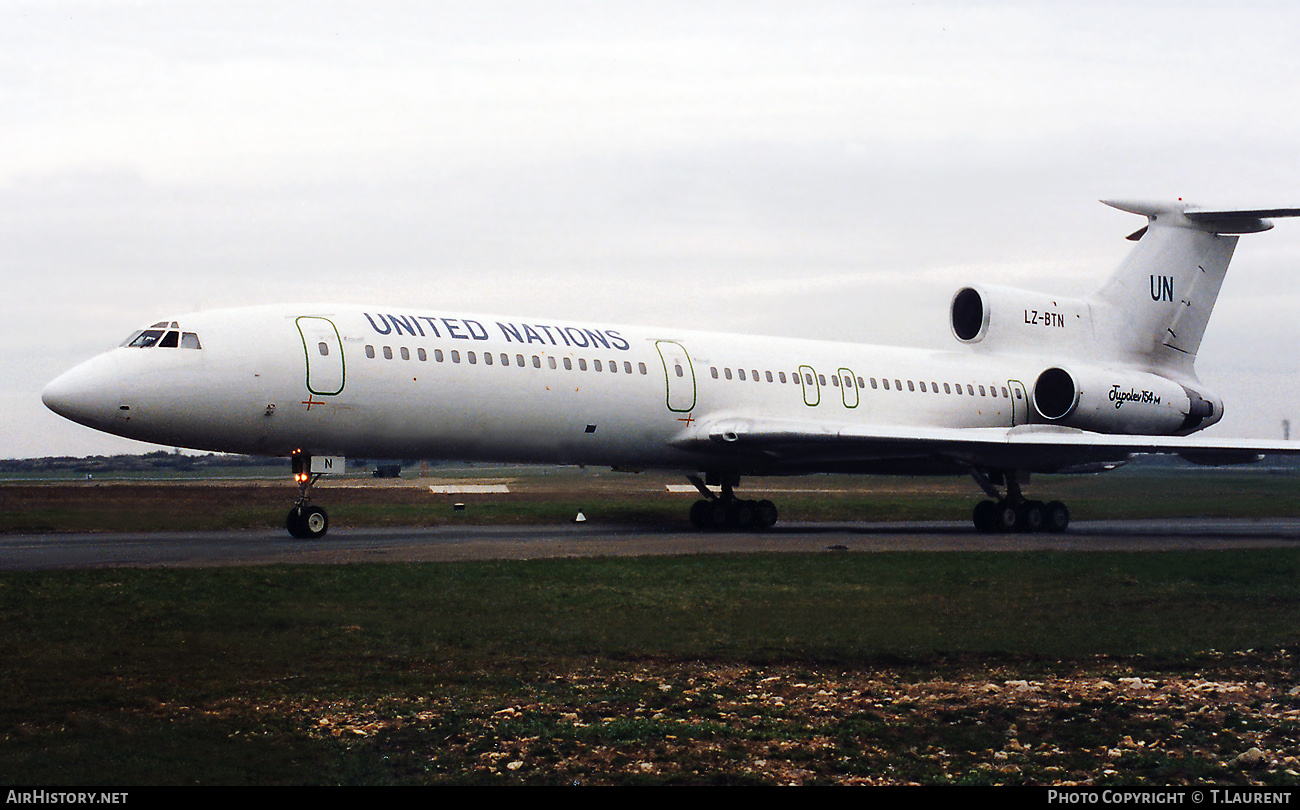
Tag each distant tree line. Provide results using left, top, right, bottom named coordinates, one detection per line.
left=0, top=451, right=287, bottom=474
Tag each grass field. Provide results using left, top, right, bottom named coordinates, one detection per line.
left=3, top=465, right=1299, bottom=533
left=2, top=468, right=1299, bottom=785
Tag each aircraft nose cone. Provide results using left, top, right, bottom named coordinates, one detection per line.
left=42, top=355, right=122, bottom=430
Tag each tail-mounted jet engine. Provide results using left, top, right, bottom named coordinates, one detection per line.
left=950, top=285, right=1092, bottom=352
left=1031, top=365, right=1222, bottom=435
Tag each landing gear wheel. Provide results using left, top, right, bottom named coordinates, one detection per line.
left=731, top=499, right=756, bottom=530
left=287, top=505, right=329, bottom=539
left=1043, top=501, right=1070, bottom=533
left=973, top=500, right=998, bottom=532
left=690, top=499, right=717, bottom=530
left=991, top=500, right=1019, bottom=533
left=1016, top=500, right=1045, bottom=533
left=755, top=499, right=779, bottom=530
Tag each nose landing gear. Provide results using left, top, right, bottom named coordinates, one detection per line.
left=286, top=450, right=330, bottom=539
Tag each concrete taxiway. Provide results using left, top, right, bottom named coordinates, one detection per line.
left=2, top=518, right=1299, bottom=570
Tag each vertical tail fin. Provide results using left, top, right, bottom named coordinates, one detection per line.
left=1090, top=200, right=1299, bottom=374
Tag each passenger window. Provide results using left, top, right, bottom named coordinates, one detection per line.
left=451, top=350, right=460, bottom=363
left=831, top=375, right=840, bottom=387
left=725, top=368, right=733, bottom=380
left=418, top=348, right=427, bottom=361
left=639, top=362, right=647, bottom=374
left=516, top=354, right=525, bottom=367
left=485, top=352, right=494, bottom=365
left=882, top=379, right=890, bottom=390
left=365, top=345, right=376, bottom=359
left=469, top=351, right=478, bottom=364
left=738, top=369, right=746, bottom=381
left=401, top=347, right=410, bottom=360
left=579, top=358, right=588, bottom=371
left=920, top=381, right=927, bottom=392
left=383, top=346, right=393, bottom=360
left=609, top=359, right=618, bottom=373
left=548, top=357, right=557, bottom=369
left=766, top=371, right=774, bottom=383
left=624, top=362, right=633, bottom=373
left=435, top=349, right=445, bottom=362
left=676, top=364, right=685, bottom=378
left=563, top=357, right=572, bottom=370
left=907, top=380, right=915, bottom=392
left=778, top=372, right=787, bottom=383
left=595, top=360, right=603, bottom=372
left=532, top=356, right=541, bottom=368
left=711, top=367, right=719, bottom=379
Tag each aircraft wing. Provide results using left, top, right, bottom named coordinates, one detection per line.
left=672, top=416, right=1300, bottom=474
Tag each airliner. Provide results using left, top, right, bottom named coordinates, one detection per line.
left=42, top=200, right=1300, bottom=539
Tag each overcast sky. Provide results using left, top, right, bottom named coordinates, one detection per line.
left=4, top=1, right=1300, bottom=458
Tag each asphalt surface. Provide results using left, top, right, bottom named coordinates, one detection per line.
left=3, top=518, right=1300, bottom=570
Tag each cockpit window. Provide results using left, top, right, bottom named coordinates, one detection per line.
left=123, top=323, right=202, bottom=349
left=127, top=329, right=165, bottom=348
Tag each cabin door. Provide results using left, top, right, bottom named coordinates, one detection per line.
left=1007, top=380, right=1029, bottom=426
left=655, top=341, right=696, bottom=413
left=296, top=316, right=346, bottom=396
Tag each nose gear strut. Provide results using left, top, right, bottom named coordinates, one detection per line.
left=286, top=450, right=330, bottom=539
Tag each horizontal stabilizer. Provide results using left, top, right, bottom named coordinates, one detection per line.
left=1103, top=199, right=1300, bottom=234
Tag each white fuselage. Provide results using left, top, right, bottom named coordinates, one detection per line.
left=41, top=303, right=1208, bottom=475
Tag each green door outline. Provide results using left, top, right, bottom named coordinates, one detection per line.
left=1007, top=379, right=1028, bottom=426
left=655, top=341, right=696, bottom=413
left=839, top=367, right=859, bottom=408
left=799, top=364, right=820, bottom=407
left=296, top=316, right=345, bottom=396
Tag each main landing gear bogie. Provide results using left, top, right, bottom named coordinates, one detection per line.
left=685, top=474, right=779, bottom=532
left=689, top=497, right=779, bottom=531
left=969, top=468, right=1070, bottom=534
left=972, top=498, right=1069, bottom=534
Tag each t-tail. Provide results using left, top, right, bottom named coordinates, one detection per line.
left=952, top=200, right=1300, bottom=375
left=1089, top=200, right=1300, bottom=374
left=948, top=200, right=1300, bottom=436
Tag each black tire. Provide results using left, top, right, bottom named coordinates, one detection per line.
left=755, top=499, right=779, bottom=530
left=1044, top=501, right=1070, bottom=533
left=992, top=501, right=1019, bottom=533
left=287, top=505, right=329, bottom=539
left=1017, top=500, right=1045, bottom=533
left=689, top=499, right=712, bottom=530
